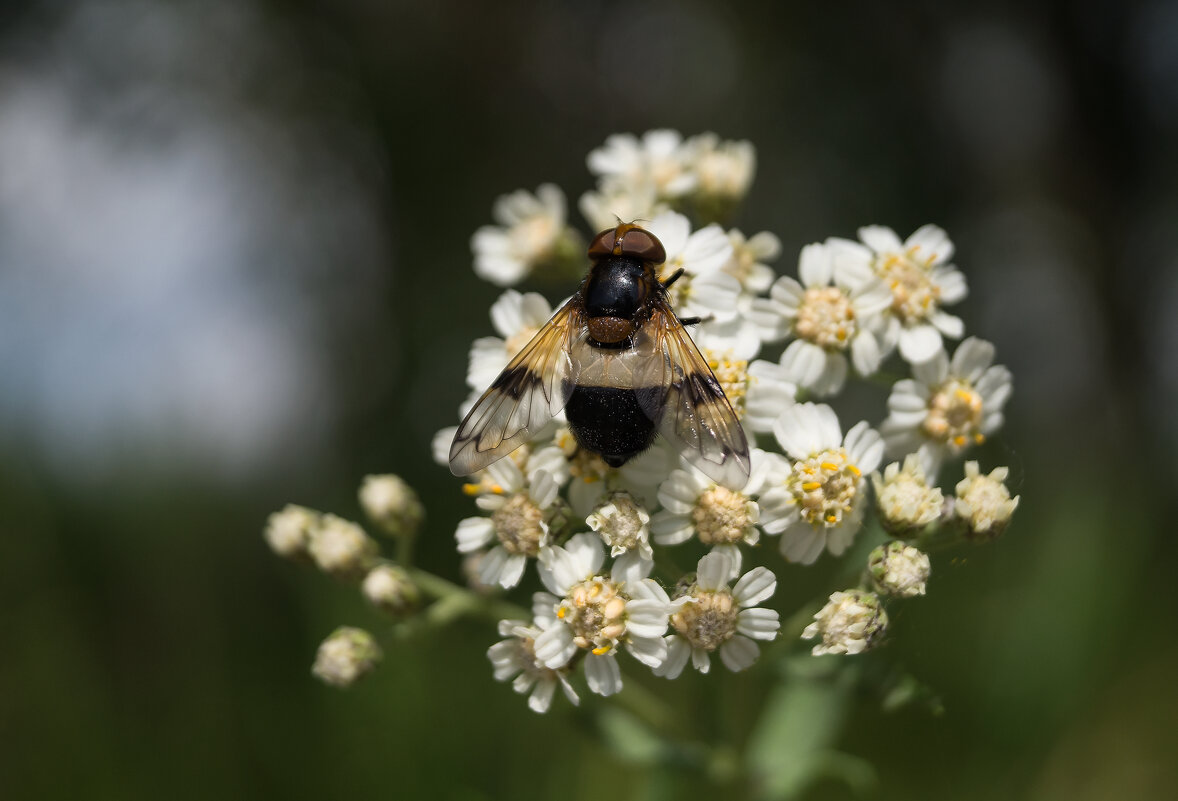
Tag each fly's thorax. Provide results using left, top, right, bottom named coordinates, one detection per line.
left=583, top=257, right=657, bottom=322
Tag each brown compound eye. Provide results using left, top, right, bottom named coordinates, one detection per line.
left=587, top=227, right=618, bottom=260
left=619, top=226, right=666, bottom=264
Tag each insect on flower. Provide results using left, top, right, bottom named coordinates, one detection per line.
left=450, top=222, right=751, bottom=490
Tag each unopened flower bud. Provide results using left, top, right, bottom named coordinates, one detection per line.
left=359, top=474, right=425, bottom=538
left=954, top=461, right=1019, bottom=540
left=263, top=504, right=319, bottom=559
left=803, top=589, right=888, bottom=656
left=312, top=627, right=381, bottom=688
left=362, top=564, right=419, bottom=617
left=872, top=455, right=943, bottom=536
left=868, top=541, right=930, bottom=598
left=308, top=514, right=378, bottom=579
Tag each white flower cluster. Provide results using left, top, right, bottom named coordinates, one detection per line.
left=440, top=130, right=1021, bottom=711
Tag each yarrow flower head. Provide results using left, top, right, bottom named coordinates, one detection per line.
left=881, top=337, right=1012, bottom=475
left=361, top=563, right=419, bottom=617
left=803, top=590, right=889, bottom=656
left=358, top=474, right=424, bottom=539
left=472, top=184, right=582, bottom=286
left=872, top=454, right=944, bottom=536
left=531, top=533, right=675, bottom=697
left=488, top=611, right=580, bottom=714
left=656, top=551, right=779, bottom=678
left=645, top=210, right=738, bottom=324
left=454, top=461, right=561, bottom=589
left=753, top=241, right=892, bottom=395
left=312, top=627, right=382, bottom=688
left=308, top=514, right=378, bottom=580
left=760, top=403, right=884, bottom=564
left=586, top=490, right=653, bottom=561
left=466, top=289, right=555, bottom=394
left=264, top=504, right=318, bottom=560
left=829, top=224, right=968, bottom=364
left=954, top=461, right=1019, bottom=540
left=868, top=541, right=931, bottom=598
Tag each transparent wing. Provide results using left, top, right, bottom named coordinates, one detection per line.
left=635, top=301, right=751, bottom=490
left=449, top=298, right=584, bottom=476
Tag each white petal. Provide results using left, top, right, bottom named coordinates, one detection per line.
left=950, top=336, right=995, bottom=382
left=532, top=592, right=560, bottom=626
left=779, top=521, right=826, bottom=564
left=489, top=289, right=525, bottom=337
left=858, top=225, right=903, bottom=254
left=931, top=311, right=965, bottom=340
left=904, top=224, right=954, bottom=266
left=719, top=634, right=760, bottom=672
left=781, top=340, right=827, bottom=389
left=626, top=635, right=668, bottom=668
left=495, top=553, right=528, bottom=589
left=625, top=600, right=671, bottom=639
left=584, top=652, right=623, bottom=696
left=850, top=330, right=882, bottom=376
left=912, top=349, right=950, bottom=386
left=534, top=623, right=577, bottom=669
left=611, top=551, right=653, bottom=587
left=737, top=607, right=780, bottom=640
left=733, top=566, right=777, bottom=607
left=455, top=517, right=495, bottom=553
left=933, top=266, right=968, bottom=304
left=844, top=420, right=884, bottom=473
left=650, top=512, right=695, bottom=545
left=695, top=551, right=733, bottom=591
left=898, top=324, right=944, bottom=364
left=691, top=646, right=712, bottom=674
left=529, top=470, right=560, bottom=510
left=797, top=242, right=833, bottom=287
left=565, top=532, right=605, bottom=577
left=654, top=635, right=691, bottom=679
left=528, top=678, right=557, bottom=713
left=810, top=352, right=848, bottom=396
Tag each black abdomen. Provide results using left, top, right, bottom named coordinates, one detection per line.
left=564, top=384, right=658, bottom=467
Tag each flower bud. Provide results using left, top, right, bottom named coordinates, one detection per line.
left=361, top=564, right=419, bottom=617
left=359, top=474, right=425, bottom=539
left=263, top=504, right=319, bottom=559
left=586, top=491, right=653, bottom=559
left=868, top=541, right=930, bottom=598
left=954, top=461, right=1019, bottom=540
left=312, top=627, right=381, bottom=688
left=802, top=589, right=888, bottom=656
left=308, top=514, right=378, bottom=579
left=871, top=455, right=943, bottom=536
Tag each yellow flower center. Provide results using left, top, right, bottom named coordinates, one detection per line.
left=795, top=286, right=856, bottom=349
left=671, top=588, right=739, bottom=651
left=876, top=249, right=941, bottom=323
left=692, top=485, right=756, bottom=545
left=922, top=380, right=986, bottom=451
left=491, top=493, right=546, bottom=556
left=787, top=447, right=862, bottom=527
left=558, top=577, right=628, bottom=654
left=705, top=349, right=750, bottom=418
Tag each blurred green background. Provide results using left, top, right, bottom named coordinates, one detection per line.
left=3, top=0, right=1177, bottom=799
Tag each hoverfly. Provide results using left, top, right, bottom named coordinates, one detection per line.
left=449, top=222, right=751, bottom=490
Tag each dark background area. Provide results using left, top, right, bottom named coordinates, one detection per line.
left=3, top=1, right=1177, bottom=798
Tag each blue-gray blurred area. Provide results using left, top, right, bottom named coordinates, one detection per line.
left=2, top=1, right=1177, bottom=799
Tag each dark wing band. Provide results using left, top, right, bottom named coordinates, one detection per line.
left=635, top=301, right=751, bottom=490
left=449, top=298, right=584, bottom=476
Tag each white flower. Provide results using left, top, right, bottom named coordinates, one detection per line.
left=645, top=210, right=739, bottom=323
left=954, top=461, right=1019, bottom=539
left=752, top=242, right=891, bottom=396
left=655, top=550, right=779, bottom=678
left=264, top=504, right=318, bottom=559
left=650, top=449, right=777, bottom=557
left=880, top=337, right=1012, bottom=475
left=871, top=454, right=944, bottom=535
left=868, top=541, right=931, bottom=598
left=587, top=129, right=696, bottom=199
left=307, top=514, right=378, bottom=579
left=532, top=533, right=675, bottom=696
left=723, top=229, right=779, bottom=298
left=454, top=461, right=561, bottom=589
left=742, top=359, right=800, bottom=434
left=579, top=180, right=665, bottom=234
left=687, top=133, right=756, bottom=203
left=472, top=184, right=573, bottom=286
left=759, top=403, right=884, bottom=564
left=312, top=627, right=382, bottom=687
left=361, top=563, right=419, bottom=616
left=466, top=289, right=556, bottom=392
left=358, top=474, right=423, bottom=538
left=802, top=590, right=888, bottom=656
left=488, top=613, right=580, bottom=714
left=828, top=224, right=968, bottom=364
left=586, top=491, right=653, bottom=561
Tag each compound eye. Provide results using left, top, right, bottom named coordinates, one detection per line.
left=587, top=228, right=617, bottom=260
left=620, top=227, right=666, bottom=264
